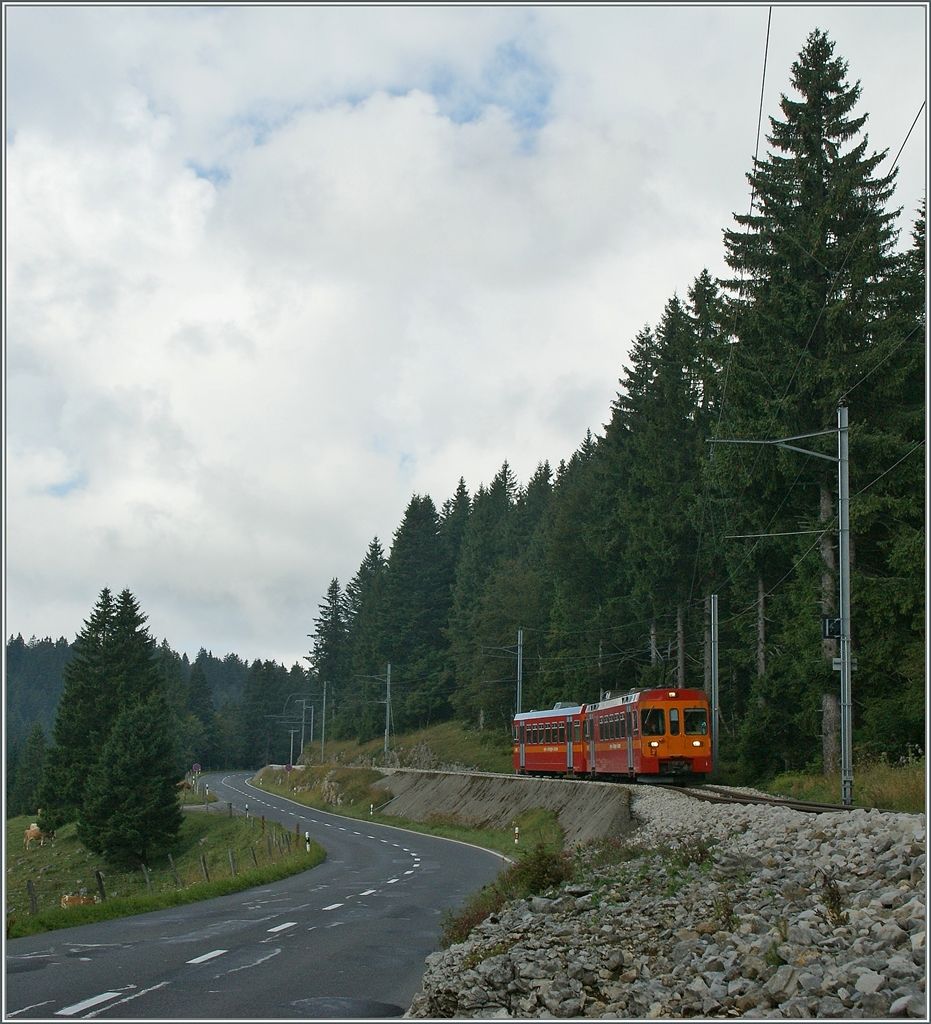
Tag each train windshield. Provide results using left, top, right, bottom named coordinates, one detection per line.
left=684, top=708, right=708, bottom=735
left=641, top=708, right=665, bottom=736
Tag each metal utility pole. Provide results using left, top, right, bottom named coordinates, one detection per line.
left=384, top=664, right=391, bottom=765
left=837, top=405, right=852, bottom=806
left=321, top=681, right=326, bottom=763
left=288, top=729, right=298, bottom=765
left=709, top=403, right=854, bottom=805
left=710, top=593, right=719, bottom=778
left=516, top=630, right=523, bottom=715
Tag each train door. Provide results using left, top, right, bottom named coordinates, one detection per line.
left=519, top=721, right=526, bottom=770
left=625, top=710, right=635, bottom=774
left=587, top=713, right=596, bottom=774
left=565, top=717, right=573, bottom=771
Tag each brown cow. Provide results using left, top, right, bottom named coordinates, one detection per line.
left=23, top=824, right=55, bottom=850
left=61, top=893, right=99, bottom=909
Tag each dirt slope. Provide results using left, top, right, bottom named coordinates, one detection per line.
left=373, top=769, right=631, bottom=847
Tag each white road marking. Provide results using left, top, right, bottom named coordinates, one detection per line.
left=322, top=903, right=344, bottom=911
left=221, top=948, right=281, bottom=975
left=404, top=870, right=414, bottom=875
left=358, top=889, right=377, bottom=896
left=266, top=921, right=296, bottom=933
left=83, top=983, right=171, bottom=1018
left=187, top=949, right=228, bottom=964
left=386, top=878, right=399, bottom=884
left=7, top=1001, right=56, bottom=1017
left=56, top=992, right=121, bottom=1016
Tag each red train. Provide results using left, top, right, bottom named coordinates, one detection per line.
left=513, top=687, right=711, bottom=783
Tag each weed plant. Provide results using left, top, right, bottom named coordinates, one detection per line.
left=439, top=843, right=575, bottom=947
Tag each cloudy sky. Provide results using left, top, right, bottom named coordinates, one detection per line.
left=5, top=4, right=926, bottom=668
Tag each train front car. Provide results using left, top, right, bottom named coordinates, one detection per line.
left=587, top=688, right=711, bottom=783
left=513, top=702, right=586, bottom=776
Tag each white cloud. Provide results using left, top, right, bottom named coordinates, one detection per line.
left=5, top=5, right=926, bottom=665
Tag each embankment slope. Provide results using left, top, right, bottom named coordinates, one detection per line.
left=374, top=769, right=631, bottom=846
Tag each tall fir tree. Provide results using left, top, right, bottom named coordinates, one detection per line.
left=79, top=694, right=183, bottom=867
left=713, top=28, right=907, bottom=775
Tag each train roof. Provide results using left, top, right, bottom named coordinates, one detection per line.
left=514, top=702, right=584, bottom=721
left=587, top=687, right=707, bottom=712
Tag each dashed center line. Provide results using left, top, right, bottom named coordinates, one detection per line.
left=322, top=903, right=344, bottom=911
left=187, top=949, right=228, bottom=964
left=266, top=922, right=297, bottom=933
left=386, top=878, right=399, bottom=884
left=358, top=888, right=376, bottom=896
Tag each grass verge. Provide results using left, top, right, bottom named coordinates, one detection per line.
left=6, top=810, right=324, bottom=939
left=254, top=765, right=563, bottom=856
left=761, top=754, right=925, bottom=813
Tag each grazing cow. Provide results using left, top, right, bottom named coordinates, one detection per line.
left=23, top=824, right=55, bottom=850
left=61, top=893, right=99, bottom=909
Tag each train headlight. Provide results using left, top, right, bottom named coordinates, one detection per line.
left=668, top=691, right=677, bottom=697
left=692, top=740, right=702, bottom=747
left=649, top=741, right=659, bottom=748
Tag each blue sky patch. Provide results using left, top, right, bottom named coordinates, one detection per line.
left=48, top=474, right=88, bottom=498
left=430, top=38, right=554, bottom=135
left=188, top=161, right=230, bottom=186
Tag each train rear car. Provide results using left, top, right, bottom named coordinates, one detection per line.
left=513, top=703, right=587, bottom=776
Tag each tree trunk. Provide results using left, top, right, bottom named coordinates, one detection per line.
left=819, top=485, right=841, bottom=773
left=650, top=620, right=659, bottom=666
left=704, top=596, right=712, bottom=692
left=822, top=690, right=840, bottom=775
left=757, top=577, right=766, bottom=678
left=677, top=605, right=686, bottom=687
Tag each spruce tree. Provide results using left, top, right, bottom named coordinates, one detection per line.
left=39, top=588, right=165, bottom=828
left=38, top=587, right=117, bottom=826
left=715, top=28, right=906, bottom=775
left=79, top=694, right=183, bottom=868
left=9, top=723, right=48, bottom=817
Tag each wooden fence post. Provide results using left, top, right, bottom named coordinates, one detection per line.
left=167, top=853, right=184, bottom=889
left=228, top=849, right=236, bottom=876
left=95, top=870, right=107, bottom=902
left=200, top=855, right=210, bottom=883
left=141, top=864, right=153, bottom=892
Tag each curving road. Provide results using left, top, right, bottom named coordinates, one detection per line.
left=5, top=772, right=507, bottom=1019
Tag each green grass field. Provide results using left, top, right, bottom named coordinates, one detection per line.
left=6, top=807, right=324, bottom=939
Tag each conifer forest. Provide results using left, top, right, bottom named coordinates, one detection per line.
left=6, top=31, right=925, bottom=816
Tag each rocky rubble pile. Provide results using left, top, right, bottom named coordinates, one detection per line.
left=407, top=788, right=925, bottom=1018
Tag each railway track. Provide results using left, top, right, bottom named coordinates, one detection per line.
left=682, top=784, right=886, bottom=814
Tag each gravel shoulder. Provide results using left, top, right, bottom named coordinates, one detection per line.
left=406, top=784, right=926, bottom=1019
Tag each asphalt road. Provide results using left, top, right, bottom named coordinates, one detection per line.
left=5, top=771, right=507, bottom=1019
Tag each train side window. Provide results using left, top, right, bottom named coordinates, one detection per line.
left=619, top=714, right=626, bottom=738
left=559, top=723, right=565, bottom=743
left=684, top=709, right=708, bottom=735
left=612, top=714, right=618, bottom=739
left=583, top=719, right=589, bottom=741
left=574, top=721, right=580, bottom=743
left=669, top=708, right=680, bottom=735
left=632, top=711, right=639, bottom=735
left=546, top=723, right=552, bottom=744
